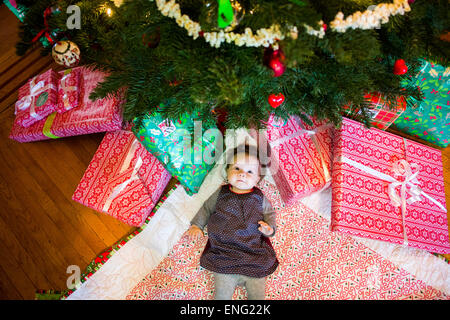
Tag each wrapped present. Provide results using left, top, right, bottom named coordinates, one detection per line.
left=132, top=109, right=221, bottom=196
left=57, top=68, right=81, bottom=113
left=393, top=59, right=450, bottom=147
left=3, top=0, right=26, bottom=21
left=14, top=68, right=59, bottom=128
left=256, top=114, right=332, bottom=206
left=72, top=130, right=172, bottom=227
left=9, top=66, right=123, bottom=142
left=342, top=93, right=407, bottom=130
left=331, top=117, right=450, bottom=254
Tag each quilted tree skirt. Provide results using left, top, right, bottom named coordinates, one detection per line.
left=65, top=130, right=450, bottom=300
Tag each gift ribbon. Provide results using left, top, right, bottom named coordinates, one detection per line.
left=341, top=156, right=447, bottom=245
left=60, top=71, right=78, bottom=111
left=265, top=116, right=332, bottom=182
left=32, top=6, right=57, bottom=45
left=42, top=112, right=60, bottom=139
left=102, top=139, right=144, bottom=213
left=15, top=76, right=56, bottom=119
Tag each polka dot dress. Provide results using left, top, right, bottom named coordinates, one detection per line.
left=200, top=185, right=279, bottom=278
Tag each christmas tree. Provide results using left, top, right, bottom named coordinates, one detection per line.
left=12, top=0, right=450, bottom=130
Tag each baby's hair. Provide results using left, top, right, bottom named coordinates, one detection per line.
left=224, top=143, right=271, bottom=179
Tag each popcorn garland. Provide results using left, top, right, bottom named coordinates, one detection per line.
left=152, top=0, right=411, bottom=48
left=330, top=0, right=411, bottom=32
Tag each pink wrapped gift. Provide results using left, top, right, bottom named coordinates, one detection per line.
left=72, top=130, right=172, bottom=227
left=331, top=117, right=450, bottom=254
left=9, top=66, right=123, bottom=142
left=258, top=114, right=332, bottom=206
left=56, top=68, right=81, bottom=113
left=14, top=68, right=59, bottom=128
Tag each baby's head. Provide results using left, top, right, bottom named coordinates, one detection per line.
left=225, top=144, right=268, bottom=193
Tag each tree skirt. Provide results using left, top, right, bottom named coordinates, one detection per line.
left=66, top=129, right=450, bottom=300
left=125, top=181, right=448, bottom=300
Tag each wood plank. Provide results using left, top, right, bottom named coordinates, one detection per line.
left=0, top=265, right=23, bottom=300
left=0, top=213, right=52, bottom=299
left=0, top=151, right=79, bottom=285
left=0, top=110, right=132, bottom=258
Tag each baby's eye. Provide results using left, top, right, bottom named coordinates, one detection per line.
left=234, top=167, right=240, bottom=171
left=247, top=170, right=253, bottom=174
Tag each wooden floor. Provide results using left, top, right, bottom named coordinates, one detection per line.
left=0, top=6, right=448, bottom=300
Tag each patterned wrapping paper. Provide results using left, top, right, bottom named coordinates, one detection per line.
left=132, top=110, right=221, bottom=196
left=14, top=68, right=59, bottom=128
left=393, top=59, right=450, bottom=147
left=126, top=181, right=448, bottom=300
left=342, top=93, right=407, bottom=130
left=56, top=68, right=81, bottom=113
left=3, top=0, right=26, bottom=22
left=259, top=114, right=332, bottom=206
left=72, top=130, right=172, bottom=227
left=331, top=117, right=450, bottom=254
left=9, top=66, right=123, bottom=142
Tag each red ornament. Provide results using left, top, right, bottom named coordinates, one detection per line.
left=393, top=59, right=408, bottom=75
left=269, top=57, right=286, bottom=77
left=268, top=93, right=285, bottom=108
left=264, top=47, right=286, bottom=77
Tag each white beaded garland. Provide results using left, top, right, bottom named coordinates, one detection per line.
left=150, top=0, right=411, bottom=48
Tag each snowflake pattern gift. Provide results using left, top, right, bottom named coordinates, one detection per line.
left=14, top=68, right=59, bottom=128
left=259, top=114, right=332, bottom=206
left=9, top=66, right=123, bottom=142
left=330, top=117, right=450, bottom=254
left=72, top=130, right=171, bottom=227
left=56, top=68, right=82, bottom=113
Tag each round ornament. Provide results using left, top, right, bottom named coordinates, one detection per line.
left=393, top=59, right=408, bottom=75
left=264, top=47, right=286, bottom=77
left=52, top=40, right=81, bottom=68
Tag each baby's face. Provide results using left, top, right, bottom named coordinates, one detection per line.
left=227, top=153, right=260, bottom=192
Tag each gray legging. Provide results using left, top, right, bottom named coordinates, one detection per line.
left=213, top=272, right=266, bottom=300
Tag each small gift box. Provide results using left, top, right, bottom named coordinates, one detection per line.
left=3, top=0, right=27, bottom=22
left=342, top=93, right=407, bottom=130
left=331, top=117, right=450, bottom=254
left=257, top=114, right=332, bottom=206
left=9, top=66, right=123, bottom=142
left=72, top=130, right=172, bottom=227
left=394, top=59, right=450, bottom=147
left=57, top=68, right=82, bottom=113
left=14, top=68, right=59, bottom=128
left=132, top=108, right=221, bottom=196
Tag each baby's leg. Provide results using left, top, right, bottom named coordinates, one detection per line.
left=213, top=272, right=240, bottom=300
left=243, top=276, right=266, bottom=300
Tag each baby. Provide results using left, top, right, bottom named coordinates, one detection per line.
left=186, top=144, right=278, bottom=300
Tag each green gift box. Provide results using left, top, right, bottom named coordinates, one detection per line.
left=3, top=0, right=27, bottom=22
left=132, top=108, right=222, bottom=195
left=393, top=59, right=449, bottom=148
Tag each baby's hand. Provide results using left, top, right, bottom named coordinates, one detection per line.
left=258, top=221, right=274, bottom=236
left=185, top=225, right=204, bottom=240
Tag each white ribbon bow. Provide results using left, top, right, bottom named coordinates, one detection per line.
left=265, top=116, right=332, bottom=182
left=15, top=79, right=45, bottom=118
left=102, top=139, right=144, bottom=213
left=60, top=73, right=78, bottom=111
left=342, top=157, right=447, bottom=245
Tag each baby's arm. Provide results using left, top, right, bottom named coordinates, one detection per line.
left=186, top=188, right=221, bottom=239
left=258, top=196, right=277, bottom=237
